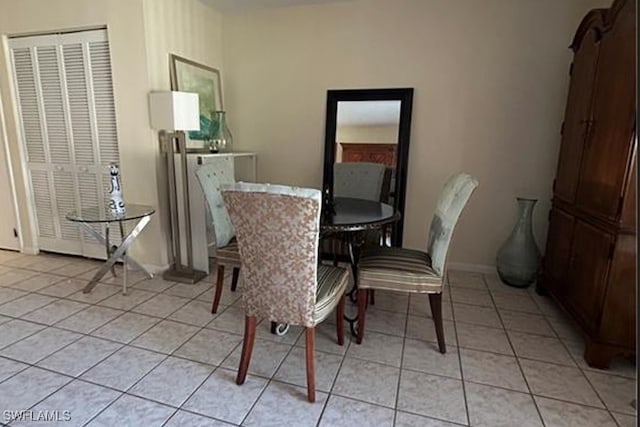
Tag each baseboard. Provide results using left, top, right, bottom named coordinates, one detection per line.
left=448, top=262, right=496, bottom=275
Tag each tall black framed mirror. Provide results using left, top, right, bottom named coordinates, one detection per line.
left=322, top=88, right=414, bottom=247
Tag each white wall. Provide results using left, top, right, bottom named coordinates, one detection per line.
left=222, top=0, right=610, bottom=268
left=0, top=0, right=223, bottom=268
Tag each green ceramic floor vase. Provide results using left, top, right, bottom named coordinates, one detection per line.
left=496, top=197, right=541, bottom=288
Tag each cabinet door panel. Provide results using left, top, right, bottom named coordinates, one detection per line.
left=542, top=208, right=575, bottom=295
left=554, top=28, right=601, bottom=203
left=565, top=221, right=613, bottom=331
left=598, top=234, right=636, bottom=347
left=576, top=0, right=635, bottom=218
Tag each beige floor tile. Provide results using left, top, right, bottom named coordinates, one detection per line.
left=0, top=356, right=29, bottom=382
left=131, top=293, right=190, bottom=318
left=360, top=307, right=407, bottom=337
left=347, top=330, right=404, bottom=367
left=456, top=322, right=513, bottom=355
left=0, top=293, right=57, bottom=317
left=66, top=284, right=120, bottom=304
left=406, top=315, right=456, bottom=345
left=255, top=319, right=304, bottom=345
left=221, top=338, right=292, bottom=378
left=206, top=306, right=247, bottom=335
left=492, top=292, right=540, bottom=314
left=294, top=321, right=350, bottom=356
left=129, top=356, right=213, bottom=406
left=164, top=411, right=232, bottom=427
left=370, top=290, right=409, bottom=313
left=132, top=276, right=177, bottom=292
left=0, top=367, right=71, bottom=413
left=508, top=330, right=575, bottom=366
left=0, top=327, right=81, bottom=364
left=85, top=394, right=174, bottom=427
left=38, top=278, right=90, bottom=298
left=91, top=312, right=160, bottom=343
left=244, top=381, right=328, bottom=426
left=38, top=336, right=122, bottom=376
left=0, top=269, right=39, bottom=287
left=0, top=287, right=28, bottom=304
left=131, top=319, right=200, bottom=354
left=168, top=299, right=218, bottom=327
left=80, top=346, right=165, bottom=391
left=22, top=299, right=88, bottom=325
left=535, top=396, right=617, bottom=427
left=584, top=371, right=637, bottom=415
left=183, top=368, right=268, bottom=425
left=453, top=303, right=501, bottom=328
left=520, top=359, right=603, bottom=407
left=450, top=287, right=493, bottom=307
left=55, top=305, right=124, bottom=334
left=28, top=380, right=121, bottom=427
left=0, top=319, right=46, bottom=349
left=397, top=369, right=467, bottom=424
left=7, top=273, right=65, bottom=292
left=97, top=288, right=156, bottom=311
left=333, top=357, right=400, bottom=407
left=164, top=281, right=212, bottom=299
left=402, top=339, right=461, bottom=379
left=319, top=395, right=394, bottom=427
left=611, top=412, right=637, bottom=427
left=465, top=382, right=542, bottom=427
left=460, top=348, right=528, bottom=392
left=174, top=327, right=242, bottom=366
left=499, top=309, right=556, bottom=337
left=395, top=411, right=462, bottom=426
left=547, top=315, right=584, bottom=342
left=274, top=346, right=343, bottom=392
left=448, top=270, right=486, bottom=289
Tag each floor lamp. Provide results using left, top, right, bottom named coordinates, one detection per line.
left=149, top=91, right=207, bottom=283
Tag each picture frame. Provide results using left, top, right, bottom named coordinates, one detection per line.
left=169, top=54, right=223, bottom=142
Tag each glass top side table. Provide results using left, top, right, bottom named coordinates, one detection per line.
left=66, top=204, right=155, bottom=295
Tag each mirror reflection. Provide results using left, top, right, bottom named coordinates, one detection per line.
left=334, top=100, right=400, bottom=207
left=322, top=88, right=413, bottom=249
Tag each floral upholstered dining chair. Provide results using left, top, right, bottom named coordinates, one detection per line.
left=356, top=173, right=478, bottom=353
left=221, top=182, right=349, bottom=403
left=195, top=158, right=241, bottom=313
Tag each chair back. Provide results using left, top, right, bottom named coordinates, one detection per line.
left=195, top=158, right=236, bottom=248
left=334, top=162, right=388, bottom=202
left=426, top=173, right=478, bottom=276
left=221, top=182, right=322, bottom=327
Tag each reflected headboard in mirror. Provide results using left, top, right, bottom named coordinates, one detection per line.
left=322, top=88, right=414, bottom=246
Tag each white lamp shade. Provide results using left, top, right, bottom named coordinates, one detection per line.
left=149, top=91, right=200, bottom=131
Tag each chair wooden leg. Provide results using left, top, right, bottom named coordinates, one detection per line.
left=212, top=265, right=225, bottom=314
left=429, top=293, right=446, bottom=353
left=230, top=267, right=240, bottom=292
left=270, top=321, right=277, bottom=334
left=356, top=288, right=368, bottom=344
left=305, top=327, right=316, bottom=403
left=336, top=294, right=345, bottom=346
left=369, top=289, right=375, bottom=305
left=237, top=315, right=257, bottom=385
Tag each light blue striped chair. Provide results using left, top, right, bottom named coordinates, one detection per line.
left=195, top=158, right=241, bottom=314
left=356, top=173, right=478, bottom=353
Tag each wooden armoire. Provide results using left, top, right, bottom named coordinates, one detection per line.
left=539, top=0, right=636, bottom=369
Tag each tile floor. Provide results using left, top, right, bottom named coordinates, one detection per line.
left=0, top=250, right=636, bottom=426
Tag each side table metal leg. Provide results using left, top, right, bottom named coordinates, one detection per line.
left=83, top=216, right=151, bottom=293
left=105, top=223, right=116, bottom=278
left=119, top=221, right=128, bottom=295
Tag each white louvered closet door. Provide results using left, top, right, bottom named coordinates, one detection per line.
left=9, top=30, right=121, bottom=259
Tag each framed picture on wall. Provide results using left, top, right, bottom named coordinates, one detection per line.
left=169, top=54, right=223, bottom=143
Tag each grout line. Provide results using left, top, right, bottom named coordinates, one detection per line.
left=483, top=274, right=547, bottom=427
left=392, top=289, right=411, bottom=426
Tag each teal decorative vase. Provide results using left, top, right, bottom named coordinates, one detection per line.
left=208, top=110, right=233, bottom=153
left=496, top=198, right=541, bottom=288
